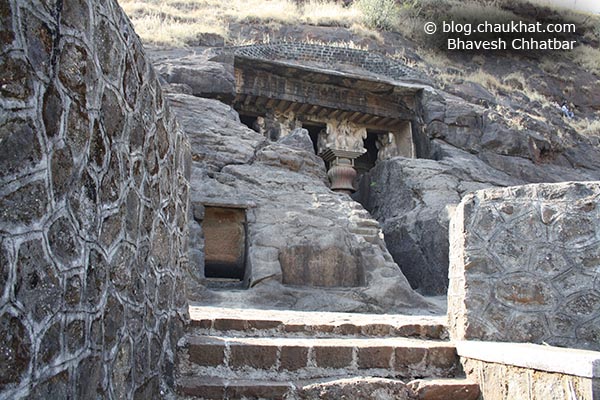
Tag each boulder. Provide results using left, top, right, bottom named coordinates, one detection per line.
left=278, top=127, right=315, bottom=153
left=154, top=54, right=235, bottom=98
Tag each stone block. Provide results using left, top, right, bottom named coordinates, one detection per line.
left=229, top=343, right=277, bottom=369
left=279, top=242, right=364, bottom=287
left=187, top=339, right=226, bottom=367
left=408, top=378, right=480, bottom=400
left=226, top=380, right=291, bottom=399
left=357, top=346, right=393, bottom=369
left=280, top=346, right=309, bottom=371
left=314, top=346, right=353, bottom=369
left=213, top=318, right=247, bottom=331
left=394, top=347, right=427, bottom=367
left=448, top=182, right=600, bottom=350
left=178, top=376, right=226, bottom=399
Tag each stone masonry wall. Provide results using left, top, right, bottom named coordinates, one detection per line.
left=0, top=0, right=190, bottom=398
left=233, top=42, right=421, bottom=81
left=461, top=358, right=599, bottom=400
left=448, top=182, right=600, bottom=351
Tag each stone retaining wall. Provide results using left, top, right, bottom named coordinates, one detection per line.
left=0, top=0, right=190, bottom=398
left=462, top=358, right=598, bottom=400
left=232, top=42, right=420, bottom=81
left=448, top=182, right=600, bottom=351
left=458, top=341, right=600, bottom=400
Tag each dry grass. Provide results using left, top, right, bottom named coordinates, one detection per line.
left=119, top=0, right=363, bottom=47
left=302, top=0, right=361, bottom=26
left=467, top=69, right=511, bottom=94
left=119, top=0, right=600, bottom=51
left=572, top=45, right=600, bottom=76
left=569, top=118, right=600, bottom=137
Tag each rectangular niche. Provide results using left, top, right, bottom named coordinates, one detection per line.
left=203, top=206, right=247, bottom=281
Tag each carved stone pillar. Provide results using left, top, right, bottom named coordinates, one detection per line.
left=320, top=149, right=363, bottom=194
left=317, top=120, right=367, bottom=194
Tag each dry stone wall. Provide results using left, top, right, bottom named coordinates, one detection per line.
left=233, top=42, right=422, bottom=82
left=0, top=0, right=190, bottom=398
left=448, top=182, right=600, bottom=351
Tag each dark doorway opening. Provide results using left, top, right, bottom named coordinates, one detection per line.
left=355, top=130, right=381, bottom=175
left=239, top=114, right=260, bottom=133
left=203, top=207, right=247, bottom=281
left=304, top=122, right=326, bottom=155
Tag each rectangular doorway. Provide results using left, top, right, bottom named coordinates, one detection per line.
left=203, top=206, right=247, bottom=281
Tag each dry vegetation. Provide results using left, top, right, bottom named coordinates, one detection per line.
left=119, top=0, right=600, bottom=69
left=119, top=0, right=363, bottom=47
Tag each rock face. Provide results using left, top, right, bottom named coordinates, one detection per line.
left=153, top=51, right=235, bottom=100
left=0, top=0, right=190, bottom=397
left=168, top=93, right=438, bottom=314
left=152, top=45, right=600, bottom=299
left=448, top=182, right=600, bottom=351
left=357, top=86, right=600, bottom=295
left=357, top=142, right=520, bottom=295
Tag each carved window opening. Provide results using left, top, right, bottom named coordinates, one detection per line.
left=203, top=206, right=247, bottom=282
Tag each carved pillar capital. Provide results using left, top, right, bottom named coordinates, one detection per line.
left=317, top=120, right=367, bottom=155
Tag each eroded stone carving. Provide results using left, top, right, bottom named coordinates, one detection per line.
left=318, top=120, right=367, bottom=155
left=376, top=132, right=400, bottom=161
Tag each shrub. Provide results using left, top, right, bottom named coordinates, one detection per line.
left=355, top=0, right=401, bottom=31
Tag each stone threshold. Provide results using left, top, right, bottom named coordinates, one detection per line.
left=456, top=341, right=600, bottom=378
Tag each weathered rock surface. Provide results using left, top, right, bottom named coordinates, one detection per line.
left=357, top=85, right=600, bottom=295
left=448, top=182, right=600, bottom=351
left=168, top=93, right=438, bottom=314
left=151, top=43, right=600, bottom=300
left=357, top=141, right=520, bottom=295
left=154, top=52, right=235, bottom=99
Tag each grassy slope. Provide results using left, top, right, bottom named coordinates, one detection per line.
left=119, top=0, right=600, bottom=137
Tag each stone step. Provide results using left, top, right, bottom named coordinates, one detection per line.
left=189, top=306, right=448, bottom=340
left=180, top=335, right=459, bottom=380
left=177, top=376, right=479, bottom=400
left=408, top=378, right=480, bottom=400
left=177, top=376, right=292, bottom=399
left=349, top=226, right=380, bottom=236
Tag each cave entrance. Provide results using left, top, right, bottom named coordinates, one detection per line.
left=203, top=206, right=247, bottom=281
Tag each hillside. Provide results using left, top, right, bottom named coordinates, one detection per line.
left=120, top=0, right=600, bottom=143
left=119, top=0, right=600, bottom=293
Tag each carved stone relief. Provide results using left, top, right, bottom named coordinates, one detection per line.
left=317, top=120, right=367, bottom=155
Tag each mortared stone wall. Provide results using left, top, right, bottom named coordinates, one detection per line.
left=0, top=0, right=191, bottom=397
left=448, top=182, right=600, bottom=351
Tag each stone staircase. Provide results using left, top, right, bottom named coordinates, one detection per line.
left=175, top=307, right=480, bottom=399
left=348, top=207, right=382, bottom=244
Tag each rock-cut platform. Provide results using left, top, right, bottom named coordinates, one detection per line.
left=175, top=306, right=479, bottom=399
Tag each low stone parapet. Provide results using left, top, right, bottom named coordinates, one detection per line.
left=457, top=341, right=600, bottom=399
left=448, top=182, right=600, bottom=351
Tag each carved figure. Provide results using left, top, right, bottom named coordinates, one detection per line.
left=318, top=120, right=367, bottom=154
left=376, top=132, right=399, bottom=161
